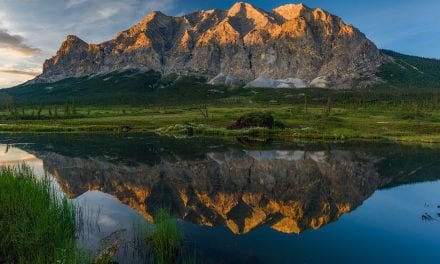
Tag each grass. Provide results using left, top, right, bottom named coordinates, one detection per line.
left=0, top=102, right=438, bottom=144
left=0, top=165, right=80, bottom=264
left=134, top=208, right=185, bottom=264
left=148, top=209, right=182, bottom=264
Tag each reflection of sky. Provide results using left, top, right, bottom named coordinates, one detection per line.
left=75, top=191, right=147, bottom=260
left=0, top=144, right=45, bottom=176
left=348, top=181, right=440, bottom=240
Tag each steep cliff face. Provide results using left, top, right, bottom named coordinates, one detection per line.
left=34, top=2, right=383, bottom=88
left=37, top=149, right=387, bottom=234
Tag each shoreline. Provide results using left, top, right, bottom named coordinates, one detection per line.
left=0, top=126, right=439, bottom=146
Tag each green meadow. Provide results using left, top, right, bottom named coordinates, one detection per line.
left=0, top=90, right=439, bottom=143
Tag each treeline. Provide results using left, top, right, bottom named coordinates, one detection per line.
left=0, top=95, right=83, bottom=120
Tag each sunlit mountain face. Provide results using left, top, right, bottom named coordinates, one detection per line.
left=30, top=2, right=382, bottom=89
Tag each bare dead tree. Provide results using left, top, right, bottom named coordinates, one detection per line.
left=304, top=93, right=308, bottom=113
left=325, top=96, right=332, bottom=115
left=37, top=104, right=43, bottom=116
left=199, top=104, right=209, bottom=119
left=2, top=94, right=16, bottom=115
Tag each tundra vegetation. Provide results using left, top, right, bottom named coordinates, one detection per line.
left=0, top=85, right=439, bottom=143
left=0, top=50, right=439, bottom=143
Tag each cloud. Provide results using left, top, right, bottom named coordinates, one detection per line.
left=0, top=73, right=32, bottom=88
left=0, top=69, right=40, bottom=77
left=66, top=0, right=89, bottom=8
left=97, top=7, right=120, bottom=19
left=143, top=0, right=178, bottom=14
left=0, top=29, right=41, bottom=56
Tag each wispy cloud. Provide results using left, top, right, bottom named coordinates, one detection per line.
left=65, top=0, right=89, bottom=9
left=0, top=29, right=41, bottom=56
left=143, top=0, right=179, bottom=13
left=0, top=69, right=40, bottom=77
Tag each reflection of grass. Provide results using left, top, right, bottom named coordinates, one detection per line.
left=0, top=165, right=81, bottom=263
left=134, top=208, right=188, bottom=264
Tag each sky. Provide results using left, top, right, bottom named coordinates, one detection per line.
left=0, top=0, right=439, bottom=88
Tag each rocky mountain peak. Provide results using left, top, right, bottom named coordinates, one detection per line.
left=33, top=2, right=384, bottom=88
left=49, top=35, right=89, bottom=67
left=273, top=3, right=310, bottom=20
left=65, top=34, right=82, bottom=41
left=227, top=2, right=274, bottom=31
left=227, top=2, right=267, bottom=18
left=139, top=10, right=169, bottom=25
left=60, top=35, right=88, bottom=50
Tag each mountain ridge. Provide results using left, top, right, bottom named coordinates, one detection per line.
left=31, top=2, right=383, bottom=89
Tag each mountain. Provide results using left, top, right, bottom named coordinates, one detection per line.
left=30, top=2, right=384, bottom=89
left=378, top=50, right=440, bottom=87
left=3, top=50, right=439, bottom=105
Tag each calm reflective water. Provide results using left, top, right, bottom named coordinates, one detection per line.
left=1, top=133, right=440, bottom=263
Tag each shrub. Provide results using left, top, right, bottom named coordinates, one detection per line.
left=228, top=112, right=275, bottom=129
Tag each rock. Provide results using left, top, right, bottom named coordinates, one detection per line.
left=310, top=76, right=328, bottom=88
left=208, top=73, right=241, bottom=85
left=31, top=2, right=384, bottom=89
left=244, top=77, right=307, bottom=88
left=95, top=229, right=127, bottom=264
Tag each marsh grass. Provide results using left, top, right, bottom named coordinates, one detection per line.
left=0, top=165, right=84, bottom=263
left=150, top=208, right=182, bottom=264
left=134, top=208, right=187, bottom=264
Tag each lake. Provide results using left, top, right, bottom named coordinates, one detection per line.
left=1, top=133, right=439, bottom=263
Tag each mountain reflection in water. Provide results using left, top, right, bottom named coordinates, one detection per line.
left=2, top=133, right=438, bottom=236
left=2, top=134, right=440, bottom=263
left=42, top=149, right=384, bottom=234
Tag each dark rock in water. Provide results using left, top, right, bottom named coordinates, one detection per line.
left=228, top=112, right=275, bottom=129
left=95, top=229, right=127, bottom=263
left=119, top=126, right=132, bottom=133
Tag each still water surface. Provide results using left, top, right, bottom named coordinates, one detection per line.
left=1, top=133, right=439, bottom=263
